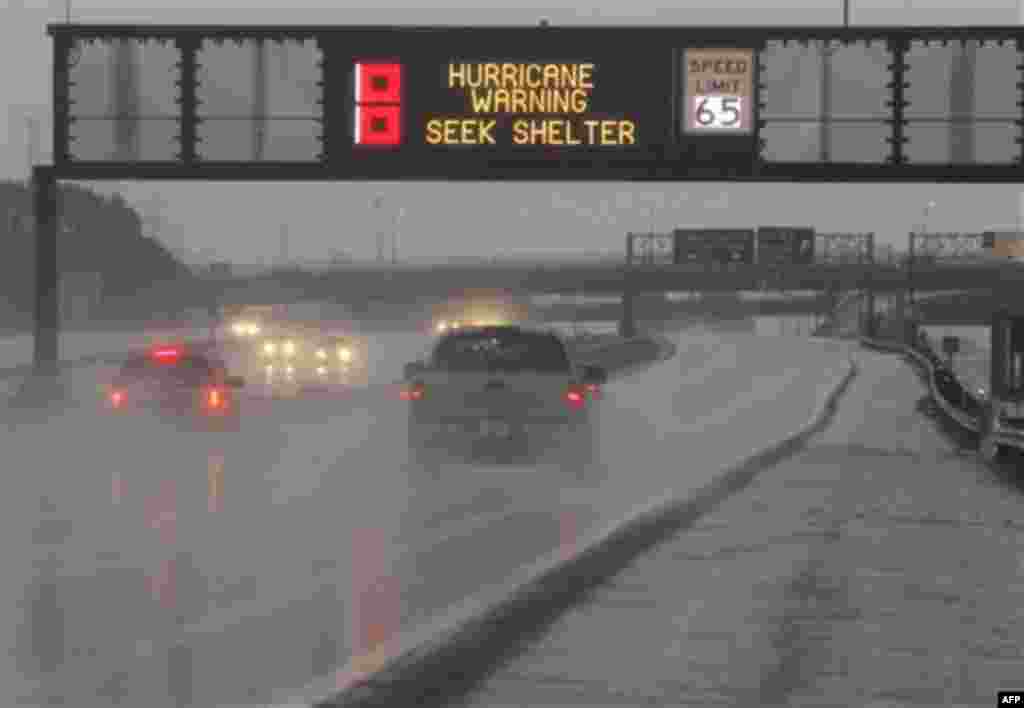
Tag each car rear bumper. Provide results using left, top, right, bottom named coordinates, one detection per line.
left=411, top=414, right=586, bottom=436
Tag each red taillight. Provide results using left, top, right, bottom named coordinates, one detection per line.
left=151, top=346, right=182, bottom=364
left=401, top=382, right=425, bottom=401
left=565, top=385, right=586, bottom=408
left=204, top=388, right=227, bottom=410
left=109, top=390, right=125, bottom=407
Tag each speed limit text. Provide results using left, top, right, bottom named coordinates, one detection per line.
left=687, top=54, right=751, bottom=96
left=692, top=77, right=744, bottom=94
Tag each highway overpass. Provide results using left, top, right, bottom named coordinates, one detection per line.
left=200, top=261, right=1024, bottom=306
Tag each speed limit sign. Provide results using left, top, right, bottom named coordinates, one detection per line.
left=684, top=48, right=754, bottom=134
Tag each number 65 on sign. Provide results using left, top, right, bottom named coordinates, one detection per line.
left=690, top=96, right=744, bottom=131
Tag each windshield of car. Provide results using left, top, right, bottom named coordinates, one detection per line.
left=432, top=330, right=570, bottom=373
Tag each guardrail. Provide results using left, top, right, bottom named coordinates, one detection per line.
left=858, top=334, right=981, bottom=436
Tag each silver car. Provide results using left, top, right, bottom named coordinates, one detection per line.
left=403, top=325, right=607, bottom=471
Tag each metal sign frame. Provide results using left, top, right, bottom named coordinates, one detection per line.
left=25, top=23, right=1024, bottom=378
left=44, top=23, right=1024, bottom=183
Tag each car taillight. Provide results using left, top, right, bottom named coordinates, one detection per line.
left=565, top=384, right=586, bottom=408
left=151, top=346, right=182, bottom=364
left=205, top=388, right=227, bottom=410
left=401, top=382, right=425, bottom=401
left=109, top=390, right=125, bottom=407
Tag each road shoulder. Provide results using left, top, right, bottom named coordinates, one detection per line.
left=460, top=347, right=1024, bottom=707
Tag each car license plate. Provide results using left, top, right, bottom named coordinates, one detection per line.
left=481, top=420, right=511, bottom=436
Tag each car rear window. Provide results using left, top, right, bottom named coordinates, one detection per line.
left=119, top=354, right=217, bottom=385
left=169, top=356, right=218, bottom=385
left=432, top=330, right=570, bottom=373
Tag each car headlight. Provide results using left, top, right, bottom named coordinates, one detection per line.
left=338, top=347, right=353, bottom=363
left=232, top=323, right=247, bottom=336
left=285, top=365, right=294, bottom=376
left=249, top=325, right=261, bottom=336
left=316, top=349, right=328, bottom=360
left=283, top=341, right=296, bottom=357
left=263, top=342, right=276, bottom=355
left=436, top=321, right=449, bottom=333
left=316, top=366, right=327, bottom=375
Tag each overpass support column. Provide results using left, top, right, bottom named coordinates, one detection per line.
left=619, top=274, right=636, bottom=339
left=863, top=290, right=876, bottom=339
left=619, top=234, right=637, bottom=338
left=862, top=233, right=876, bottom=339
left=32, top=167, right=59, bottom=377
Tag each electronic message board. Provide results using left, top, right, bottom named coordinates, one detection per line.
left=757, top=227, right=816, bottom=265
left=352, top=57, right=655, bottom=151
left=47, top=25, right=1024, bottom=183
left=673, top=228, right=755, bottom=265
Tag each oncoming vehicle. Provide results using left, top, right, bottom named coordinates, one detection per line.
left=430, top=294, right=531, bottom=335
left=402, top=325, right=607, bottom=470
left=104, top=345, right=246, bottom=431
left=309, top=334, right=367, bottom=383
left=225, top=305, right=272, bottom=339
left=258, top=328, right=367, bottom=388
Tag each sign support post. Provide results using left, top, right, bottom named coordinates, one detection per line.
left=32, top=166, right=59, bottom=378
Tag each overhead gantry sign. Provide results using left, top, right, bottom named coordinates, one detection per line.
left=23, top=23, right=1024, bottom=378
left=45, top=23, right=1024, bottom=182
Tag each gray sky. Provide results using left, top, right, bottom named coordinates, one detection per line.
left=3, top=0, right=1024, bottom=263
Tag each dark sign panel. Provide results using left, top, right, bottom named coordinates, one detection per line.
left=757, top=227, right=815, bottom=265
left=49, top=25, right=1024, bottom=183
left=356, top=55, right=658, bottom=153
left=673, top=228, right=754, bottom=265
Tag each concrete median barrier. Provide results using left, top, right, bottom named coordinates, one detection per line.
left=283, top=353, right=856, bottom=708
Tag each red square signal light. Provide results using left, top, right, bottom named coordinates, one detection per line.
left=354, top=62, right=403, bottom=147
left=356, top=62, right=402, bottom=104
left=356, top=105, right=402, bottom=146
